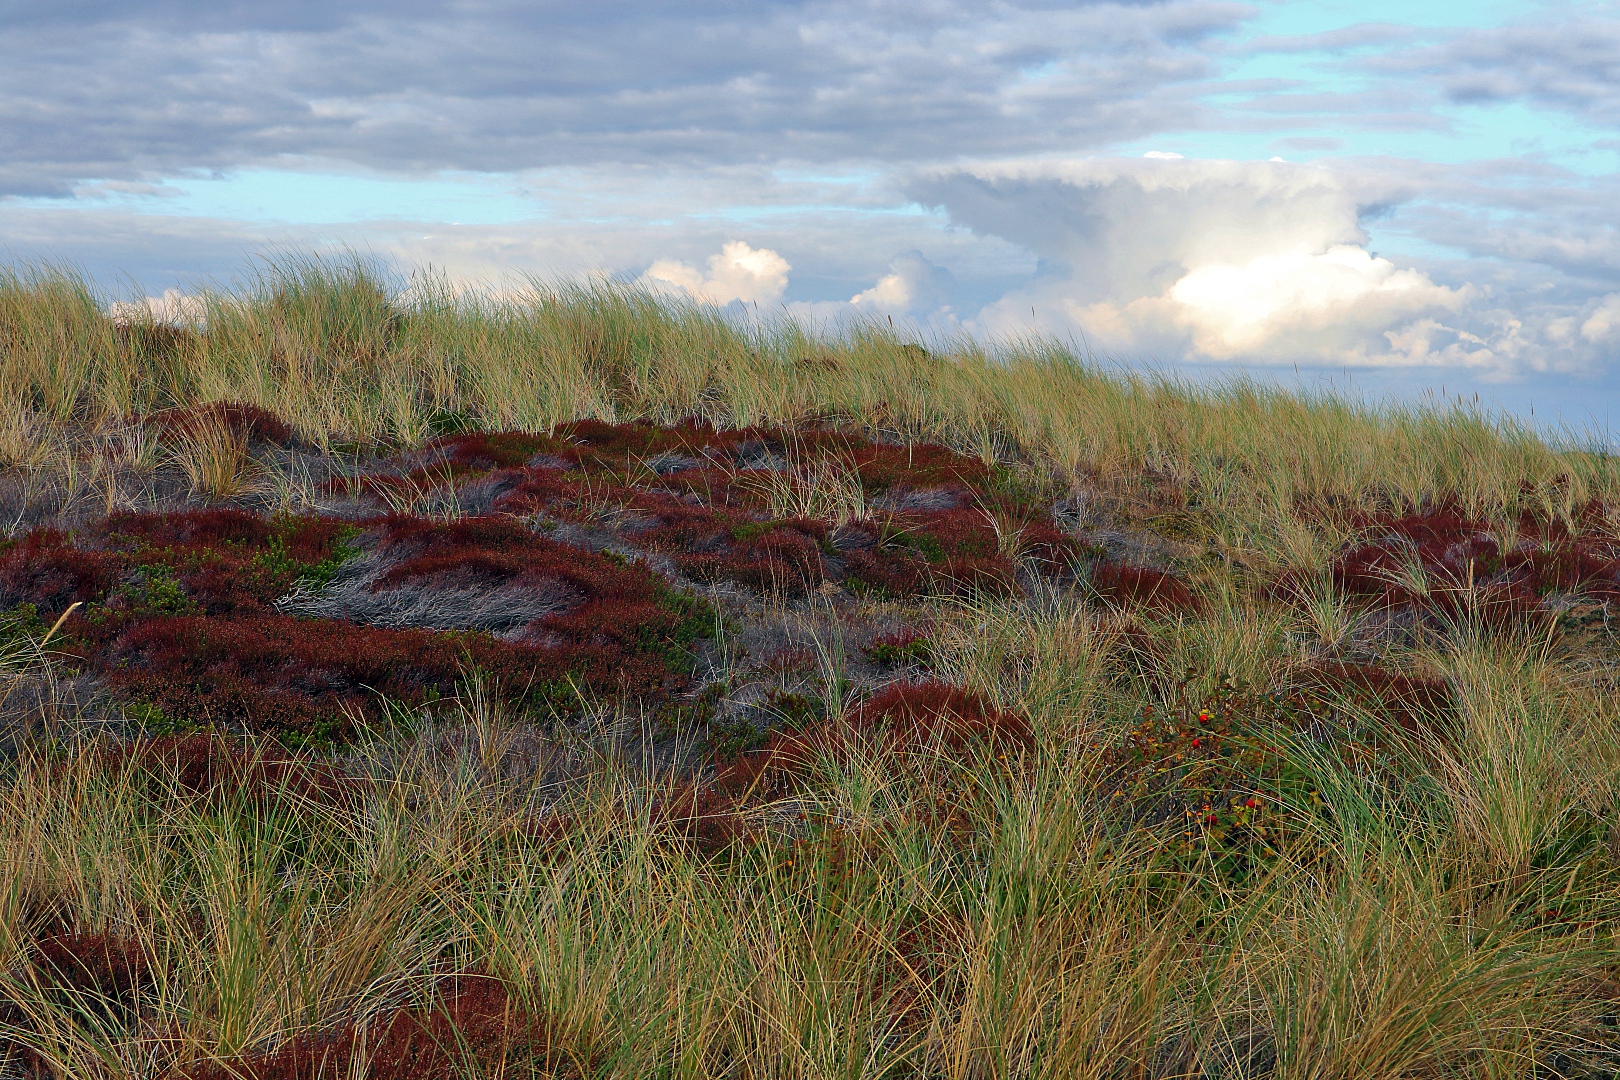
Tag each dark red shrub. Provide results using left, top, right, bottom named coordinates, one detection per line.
left=175, top=975, right=579, bottom=1080
left=3, top=508, right=705, bottom=741
left=1260, top=569, right=1313, bottom=605
left=649, top=782, right=756, bottom=852
left=0, top=530, right=117, bottom=613
left=1017, top=519, right=1088, bottom=574
left=556, top=417, right=700, bottom=457
left=96, top=734, right=361, bottom=808
left=835, top=522, right=931, bottom=596
left=1302, top=662, right=1454, bottom=737
left=844, top=681, right=1033, bottom=752
left=367, top=517, right=703, bottom=660
left=845, top=440, right=990, bottom=491
left=0, top=929, right=157, bottom=1077
left=1500, top=545, right=1620, bottom=593
left=1089, top=563, right=1199, bottom=613
left=432, top=430, right=553, bottom=471
left=675, top=521, right=827, bottom=595
left=833, top=508, right=1024, bottom=598
left=0, top=929, right=161, bottom=1078
left=148, top=402, right=295, bottom=448
left=31, top=931, right=155, bottom=1006
left=1380, top=509, right=1488, bottom=546
left=404, top=420, right=1083, bottom=600
left=1321, top=501, right=1620, bottom=612
left=104, top=507, right=272, bottom=551
left=99, top=609, right=669, bottom=741
left=32, top=509, right=353, bottom=619
left=1317, top=505, right=1620, bottom=630
left=710, top=681, right=1032, bottom=804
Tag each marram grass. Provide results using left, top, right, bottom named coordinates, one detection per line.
left=2, top=255, right=1612, bottom=527
left=2, top=253, right=1620, bottom=1079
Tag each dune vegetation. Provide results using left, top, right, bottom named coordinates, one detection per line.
left=3, top=254, right=1620, bottom=1079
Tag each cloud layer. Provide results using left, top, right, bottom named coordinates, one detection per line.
left=2, top=0, right=1619, bottom=425
left=0, top=0, right=1250, bottom=196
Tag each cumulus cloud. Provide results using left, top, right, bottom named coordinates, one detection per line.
left=780, top=249, right=960, bottom=327
left=108, top=288, right=207, bottom=326
left=1065, top=243, right=1466, bottom=362
left=1582, top=294, right=1620, bottom=343
left=915, top=157, right=1482, bottom=364
left=641, top=241, right=791, bottom=305
left=1163, top=244, right=1464, bottom=357
left=849, top=251, right=955, bottom=317
left=913, top=154, right=1620, bottom=379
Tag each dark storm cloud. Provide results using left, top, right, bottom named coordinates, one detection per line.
left=0, top=0, right=1250, bottom=195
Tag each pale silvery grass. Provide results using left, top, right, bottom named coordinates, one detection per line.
left=1289, top=570, right=1363, bottom=653
left=0, top=404, right=53, bottom=472
left=372, top=460, right=464, bottom=519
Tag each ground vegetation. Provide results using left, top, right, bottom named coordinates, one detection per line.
left=3, top=256, right=1620, bottom=1078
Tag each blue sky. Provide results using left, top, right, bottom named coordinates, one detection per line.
left=2, top=0, right=1618, bottom=436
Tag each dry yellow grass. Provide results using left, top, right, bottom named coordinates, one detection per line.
left=2, top=252, right=1619, bottom=1078
left=1, top=255, right=1611, bottom=530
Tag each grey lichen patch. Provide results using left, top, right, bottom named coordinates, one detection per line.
left=275, top=542, right=583, bottom=638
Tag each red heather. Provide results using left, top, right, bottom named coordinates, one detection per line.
left=174, top=975, right=574, bottom=1080
left=1090, top=563, right=1200, bottom=613
left=147, top=401, right=296, bottom=447
left=0, top=529, right=118, bottom=612
left=1305, top=661, right=1454, bottom=737
left=32, top=931, right=155, bottom=1003
left=98, top=734, right=361, bottom=808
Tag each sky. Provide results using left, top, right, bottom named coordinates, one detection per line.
left=2, top=0, right=1619, bottom=436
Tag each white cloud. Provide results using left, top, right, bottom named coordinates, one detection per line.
left=1158, top=243, right=1464, bottom=358
left=849, top=250, right=954, bottom=316
left=1581, top=293, right=1620, bottom=343
left=640, top=241, right=791, bottom=305
left=107, top=288, right=206, bottom=326
left=850, top=270, right=915, bottom=311
left=1377, top=315, right=1543, bottom=377
left=781, top=249, right=960, bottom=328
left=915, top=157, right=1479, bottom=367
